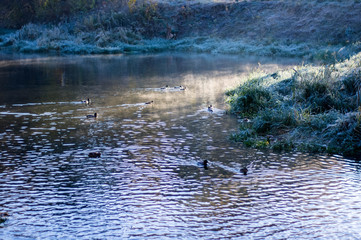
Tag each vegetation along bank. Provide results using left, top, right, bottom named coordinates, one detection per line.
left=0, top=0, right=361, bottom=58
left=227, top=52, right=361, bottom=157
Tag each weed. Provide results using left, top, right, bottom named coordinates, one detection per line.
left=255, top=139, right=270, bottom=149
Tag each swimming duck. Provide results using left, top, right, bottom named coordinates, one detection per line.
left=87, top=113, right=97, bottom=118
left=208, top=105, right=213, bottom=112
left=243, top=118, right=251, bottom=123
left=266, top=135, right=272, bottom=145
left=174, top=85, right=186, bottom=91
left=122, top=149, right=131, bottom=155
left=88, top=152, right=101, bottom=158
left=81, top=98, right=91, bottom=105
left=145, top=101, right=154, bottom=104
left=203, top=160, right=208, bottom=170
left=160, top=85, right=169, bottom=90
left=271, top=73, right=279, bottom=79
left=0, top=212, right=9, bottom=224
left=240, top=167, right=248, bottom=175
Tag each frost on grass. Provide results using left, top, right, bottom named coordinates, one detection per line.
left=227, top=52, right=361, bottom=157
left=1, top=0, right=361, bottom=56
left=1, top=20, right=361, bottom=58
left=0, top=22, right=144, bottom=54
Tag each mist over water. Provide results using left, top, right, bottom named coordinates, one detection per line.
left=1, top=53, right=361, bottom=239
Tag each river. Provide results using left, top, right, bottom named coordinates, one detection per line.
left=0, top=53, right=360, bottom=239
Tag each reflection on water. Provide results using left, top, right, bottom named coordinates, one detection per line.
left=1, top=53, right=361, bottom=239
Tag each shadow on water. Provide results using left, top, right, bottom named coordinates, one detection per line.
left=1, top=53, right=361, bottom=239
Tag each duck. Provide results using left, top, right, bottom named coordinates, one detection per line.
left=145, top=101, right=154, bottom=105
left=81, top=98, right=91, bottom=105
left=271, top=73, right=279, bottom=79
left=160, top=85, right=169, bottom=90
left=122, top=149, right=131, bottom=155
left=243, top=118, right=252, bottom=123
left=174, top=85, right=186, bottom=91
left=87, top=113, right=97, bottom=118
left=240, top=167, right=248, bottom=175
left=266, top=135, right=272, bottom=145
left=88, top=152, right=101, bottom=158
left=208, top=105, right=213, bottom=112
left=202, top=160, right=208, bottom=170
left=0, top=212, right=9, bottom=224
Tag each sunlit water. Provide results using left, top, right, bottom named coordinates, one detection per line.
left=0, top=53, right=361, bottom=239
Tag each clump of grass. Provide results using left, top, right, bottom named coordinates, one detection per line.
left=253, top=107, right=297, bottom=134
left=230, top=127, right=255, bottom=142
left=226, top=74, right=273, bottom=117
left=293, top=66, right=360, bottom=113
left=227, top=52, right=361, bottom=157
left=324, top=111, right=361, bottom=156
left=15, top=23, right=45, bottom=41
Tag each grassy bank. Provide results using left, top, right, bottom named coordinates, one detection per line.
left=1, top=1, right=361, bottom=58
left=226, top=52, right=361, bottom=157
left=1, top=22, right=360, bottom=58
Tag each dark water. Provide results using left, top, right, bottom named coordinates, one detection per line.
left=0, top=53, right=361, bottom=239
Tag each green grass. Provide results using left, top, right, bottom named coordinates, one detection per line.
left=227, top=52, right=361, bottom=157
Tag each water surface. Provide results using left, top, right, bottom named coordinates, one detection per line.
left=0, top=53, right=361, bottom=239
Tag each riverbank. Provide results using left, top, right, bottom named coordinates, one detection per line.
left=0, top=1, right=361, bottom=59
left=226, top=52, right=361, bottom=157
